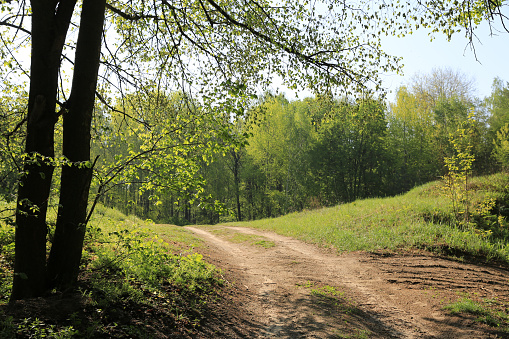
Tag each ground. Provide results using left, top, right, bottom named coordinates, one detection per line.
left=3, top=225, right=509, bottom=338
left=189, top=225, right=509, bottom=338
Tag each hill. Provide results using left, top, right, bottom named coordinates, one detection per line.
left=1, top=173, right=509, bottom=337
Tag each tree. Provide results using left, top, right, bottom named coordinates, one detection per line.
left=245, top=94, right=315, bottom=216
left=1, top=0, right=401, bottom=299
left=410, top=67, right=476, bottom=108
left=387, top=86, right=439, bottom=192
left=90, top=90, right=226, bottom=224
left=492, top=123, right=509, bottom=172
left=382, top=0, right=508, bottom=51
left=227, top=146, right=245, bottom=222
left=487, top=78, right=509, bottom=136
left=309, top=97, right=388, bottom=204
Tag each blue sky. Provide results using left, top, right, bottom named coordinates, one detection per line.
left=380, top=21, right=509, bottom=101
left=277, top=16, right=508, bottom=102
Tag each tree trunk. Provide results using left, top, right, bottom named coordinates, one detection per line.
left=11, top=1, right=76, bottom=301
left=47, top=0, right=106, bottom=289
left=231, top=150, right=242, bottom=221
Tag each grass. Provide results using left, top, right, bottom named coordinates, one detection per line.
left=204, top=226, right=276, bottom=248
left=226, top=173, right=509, bottom=263
left=0, top=202, right=223, bottom=338
left=1, top=173, right=509, bottom=336
left=443, top=297, right=509, bottom=330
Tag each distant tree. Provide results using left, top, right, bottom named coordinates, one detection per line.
left=309, top=98, right=387, bottom=204
left=410, top=68, right=476, bottom=108
left=246, top=95, right=315, bottom=216
left=487, top=78, right=509, bottom=136
left=492, top=123, right=509, bottom=172
left=387, top=87, right=439, bottom=192
left=227, top=146, right=245, bottom=222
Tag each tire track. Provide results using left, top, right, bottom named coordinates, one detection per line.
left=187, top=226, right=506, bottom=338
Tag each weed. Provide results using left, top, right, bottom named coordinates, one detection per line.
left=443, top=297, right=509, bottom=328
left=0, top=221, right=14, bottom=304
left=0, top=315, right=15, bottom=338
left=14, top=318, right=78, bottom=338
left=254, top=239, right=276, bottom=248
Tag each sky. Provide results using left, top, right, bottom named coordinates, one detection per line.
left=3, top=4, right=507, bottom=104
left=277, top=15, right=509, bottom=103
left=380, top=21, right=509, bottom=101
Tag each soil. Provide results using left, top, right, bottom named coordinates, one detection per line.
left=187, top=225, right=509, bottom=338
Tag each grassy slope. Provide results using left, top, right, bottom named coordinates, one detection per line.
left=1, top=173, right=509, bottom=337
left=227, top=173, right=509, bottom=263
left=0, top=204, right=222, bottom=338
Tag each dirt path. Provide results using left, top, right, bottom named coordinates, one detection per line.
left=187, top=226, right=509, bottom=338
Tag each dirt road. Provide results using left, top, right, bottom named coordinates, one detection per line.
left=187, top=225, right=509, bottom=338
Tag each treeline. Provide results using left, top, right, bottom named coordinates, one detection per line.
left=92, top=71, right=509, bottom=224
left=1, top=70, right=509, bottom=225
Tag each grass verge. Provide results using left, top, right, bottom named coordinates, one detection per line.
left=0, top=204, right=222, bottom=338
left=204, top=226, right=276, bottom=248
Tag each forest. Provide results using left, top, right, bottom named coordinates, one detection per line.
left=3, top=69, right=509, bottom=226
left=71, top=71, right=509, bottom=225
left=0, top=0, right=508, bottom=323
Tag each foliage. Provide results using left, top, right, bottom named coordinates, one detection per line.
left=0, top=86, right=27, bottom=202
left=487, top=78, right=509, bottom=136
left=309, top=97, right=388, bottom=204
left=0, top=317, right=78, bottom=339
left=245, top=94, right=315, bottom=215
left=386, top=86, right=440, bottom=191
left=380, top=0, right=508, bottom=45
left=492, top=123, right=509, bottom=172
left=90, top=90, right=234, bottom=224
left=0, top=202, right=223, bottom=337
left=442, top=114, right=476, bottom=225
left=88, top=227, right=218, bottom=293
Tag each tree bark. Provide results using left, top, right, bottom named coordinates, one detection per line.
left=47, top=0, right=106, bottom=289
left=11, top=0, right=76, bottom=301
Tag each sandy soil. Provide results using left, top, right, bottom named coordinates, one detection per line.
left=187, top=225, right=509, bottom=338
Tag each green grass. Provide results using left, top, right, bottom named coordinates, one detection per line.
left=226, top=173, right=509, bottom=263
left=0, top=202, right=222, bottom=338
left=204, top=226, right=276, bottom=248
left=443, top=297, right=509, bottom=329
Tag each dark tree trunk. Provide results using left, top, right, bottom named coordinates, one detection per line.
left=11, top=1, right=76, bottom=301
left=227, top=148, right=243, bottom=221
left=233, top=151, right=242, bottom=222
left=47, top=0, right=106, bottom=289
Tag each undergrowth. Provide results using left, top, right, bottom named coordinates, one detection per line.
left=0, top=204, right=222, bottom=338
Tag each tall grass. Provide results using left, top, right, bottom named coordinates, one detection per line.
left=228, top=173, right=509, bottom=263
